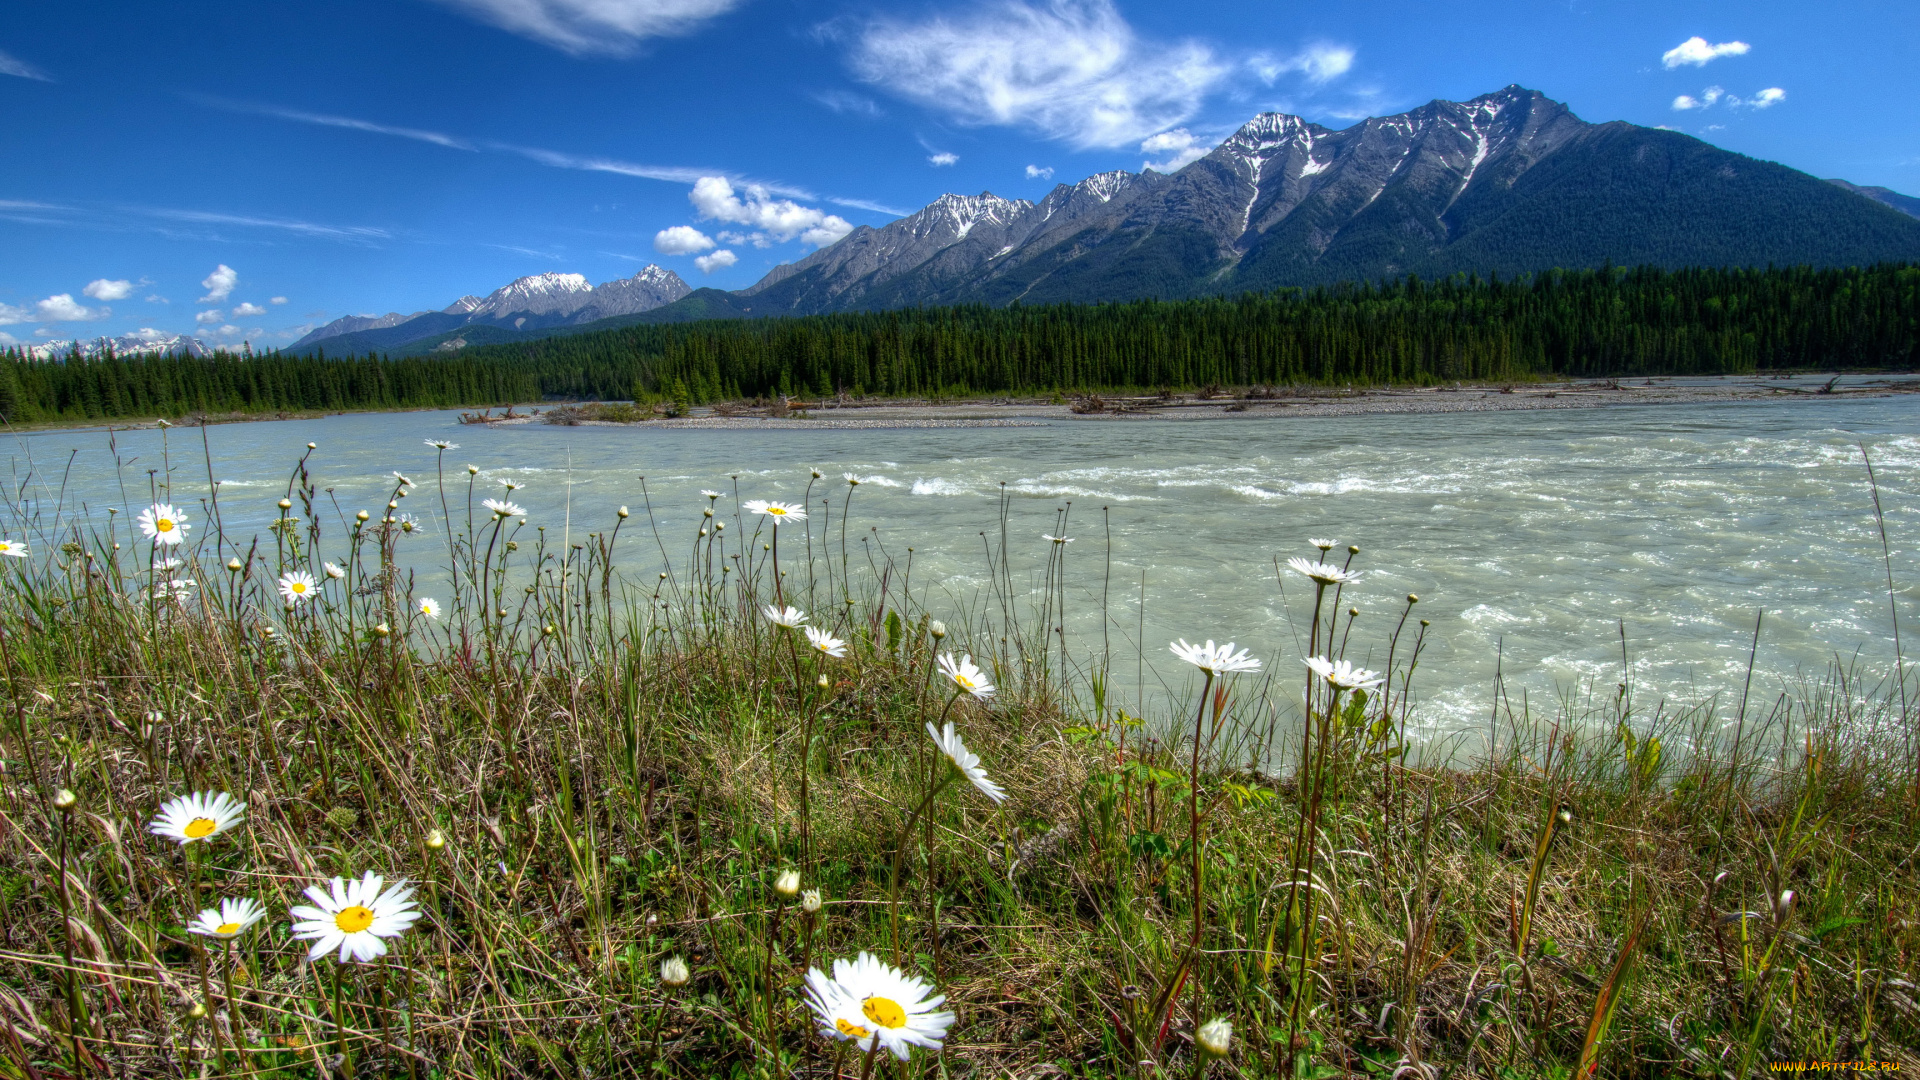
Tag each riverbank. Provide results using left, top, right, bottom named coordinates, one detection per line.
left=518, top=372, right=1920, bottom=430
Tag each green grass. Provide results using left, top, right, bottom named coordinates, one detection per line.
left=0, top=455, right=1915, bottom=1078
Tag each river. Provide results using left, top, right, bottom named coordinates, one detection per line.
left=6, top=392, right=1918, bottom=744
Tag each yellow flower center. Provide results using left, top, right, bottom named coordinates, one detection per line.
left=291, top=582, right=307, bottom=594
left=184, top=818, right=218, bottom=839
left=835, top=1017, right=871, bottom=1039
left=156, top=518, right=176, bottom=533
left=955, top=675, right=975, bottom=689
left=862, top=996, right=907, bottom=1030
left=215, top=922, right=241, bottom=935
left=334, top=905, right=375, bottom=933
left=768, top=508, right=786, bottom=516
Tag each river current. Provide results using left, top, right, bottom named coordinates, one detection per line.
left=8, top=393, right=1919, bottom=743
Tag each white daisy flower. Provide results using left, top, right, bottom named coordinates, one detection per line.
left=926, top=720, right=1007, bottom=803
left=482, top=498, right=524, bottom=518
left=1042, top=534, right=1073, bottom=544
left=805, top=625, right=847, bottom=658
left=936, top=653, right=994, bottom=699
left=391, top=472, right=414, bottom=488
left=1307, top=537, right=1337, bottom=551
left=150, top=557, right=183, bottom=572
left=1304, top=656, right=1384, bottom=691
left=417, top=597, right=441, bottom=619
left=1169, top=639, right=1262, bottom=676
left=804, top=951, right=955, bottom=1062
left=0, top=539, right=27, bottom=558
left=278, top=571, right=317, bottom=605
left=1287, top=556, right=1360, bottom=586
left=762, top=604, right=807, bottom=628
left=288, top=872, right=421, bottom=964
left=324, top=562, right=347, bottom=579
left=701, top=489, right=721, bottom=499
left=138, top=503, right=190, bottom=546
left=153, top=578, right=198, bottom=601
left=149, top=790, right=246, bottom=845
left=743, top=499, right=806, bottom=522
left=425, top=439, right=458, bottom=450
left=189, top=897, right=268, bottom=940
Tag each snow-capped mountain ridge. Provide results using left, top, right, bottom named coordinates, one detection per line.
left=19, top=332, right=213, bottom=360
left=292, top=266, right=690, bottom=350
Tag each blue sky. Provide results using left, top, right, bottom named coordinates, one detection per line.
left=3, top=0, right=1915, bottom=351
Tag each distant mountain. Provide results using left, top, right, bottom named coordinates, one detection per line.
left=18, top=332, right=214, bottom=360
left=292, top=266, right=689, bottom=353
left=708, top=85, right=1920, bottom=316
left=1828, top=179, right=1920, bottom=220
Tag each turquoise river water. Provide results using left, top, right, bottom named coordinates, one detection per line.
left=6, top=392, right=1919, bottom=746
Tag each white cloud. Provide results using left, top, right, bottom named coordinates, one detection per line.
left=849, top=0, right=1230, bottom=148
left=270, top=296, right=288, bottom=305
left=196, top=309, right=223, bottom=324
left=0, top=49, right=52, bottom=82
left=693, top=249, right=738, bottom=273
left=688, top=177, right=852, bottom=248
left=232, top=302, right=268, bottom=317
left=0, top=332, right=18, bottom=346
left=928, top=152, right=959, bottom=166
left=429, top=0, right=744, bottom=56
left=814, top=90, right=883, bottom=116
left=1140, top=128, right=1211, bottom=171
left=654, top=225, right=716, bottom=254
left=1672, top=86, right=1724, bottom=111
left=1025, top=164, right=1054, bottom=180
left=146, top=294, right=169, bottom=304
left=199, top=264, right=238, bottom=302
left=0, top=302, right=31, bottom=325
left=1672, top=85, right=1785, bottom=112
left=36, top=294, right=101, bottom=321
left=188, top=95, right=473, bottom=150
left=1248, top=43, right=1353, bottom=85
left=84, top=278, right=135, bottom=301
left=1662, top=37, right=1750, bottom=69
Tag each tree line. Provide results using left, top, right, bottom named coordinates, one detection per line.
left=3, top=263, right=1916, bottom=422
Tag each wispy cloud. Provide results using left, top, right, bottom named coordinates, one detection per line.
left=1025, top=165, right=1054, bottom=180
left=1672, top=85, right=1786, bottom=111
left=928, top=152, right=959, bottom=167
left=1248, top=44, right=1354, bottom=85
left=814, top=90, right=884, bottom=117
left=848, top=0, right=1231, bottom=149
left=0, top=49, right=52, bottom=81
left=1662, top=37, right=1750, bottom=69
left=1139, top=128, right=1210, bottom=172
left=185, top=96, right=908, bottom=220
left=485, top=243, right=565, bottom=261
left=186, top=94, right=474, bottom=150
left=152, top=209, right=391, bottom=243
left=427, top=0, right=744, bottom=56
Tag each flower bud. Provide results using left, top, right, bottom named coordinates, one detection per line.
left=930, top=620, right=947, bottom=640
left=817, top=674, right=830, bottom=689
left=703, top=508, right=713, bottom=518
left=542, top=624, right=555, bottom=636
left=355, top=510, right=369, bottom=522
left=1407, top=593, right=1419, bottom=604
left=618, top=506, right=629, bottom=518
left=187, top=1002, right=207, bottom=1020
left=774, top=869, right=801, bottom=898
left=373, top=622, right=391, bottom=637
left=811, top=470, right=822, bottom=479
left=278, top=498, right=292, bottom=510
left=801, top=889, right=822, bottom=914
left=1348, top=545, right=1359, bottom=555
left=227, top=558, right=243, bottom=572
left=426, top=828, right=446, bottom=850
left=660, top=956, right=690, bottom=987
left=468, top=465, right=479, bottom=475
left=1196, top=1017, right=1232, bottom=1058
left=53, top=788, right=77, bottom=811
left=306, top=442, right=317, bottom=449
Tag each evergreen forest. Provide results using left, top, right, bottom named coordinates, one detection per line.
left=3, top=263, right=1916, bottom=423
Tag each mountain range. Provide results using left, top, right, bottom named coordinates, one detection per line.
left=291, top=265, right=689, bottom=353
left=294, top=86, right=1920, bottom=356
left=20, top=331, right=215, bottom=361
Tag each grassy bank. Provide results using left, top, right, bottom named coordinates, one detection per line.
left=0, top=452, right=1915, bottom=1078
